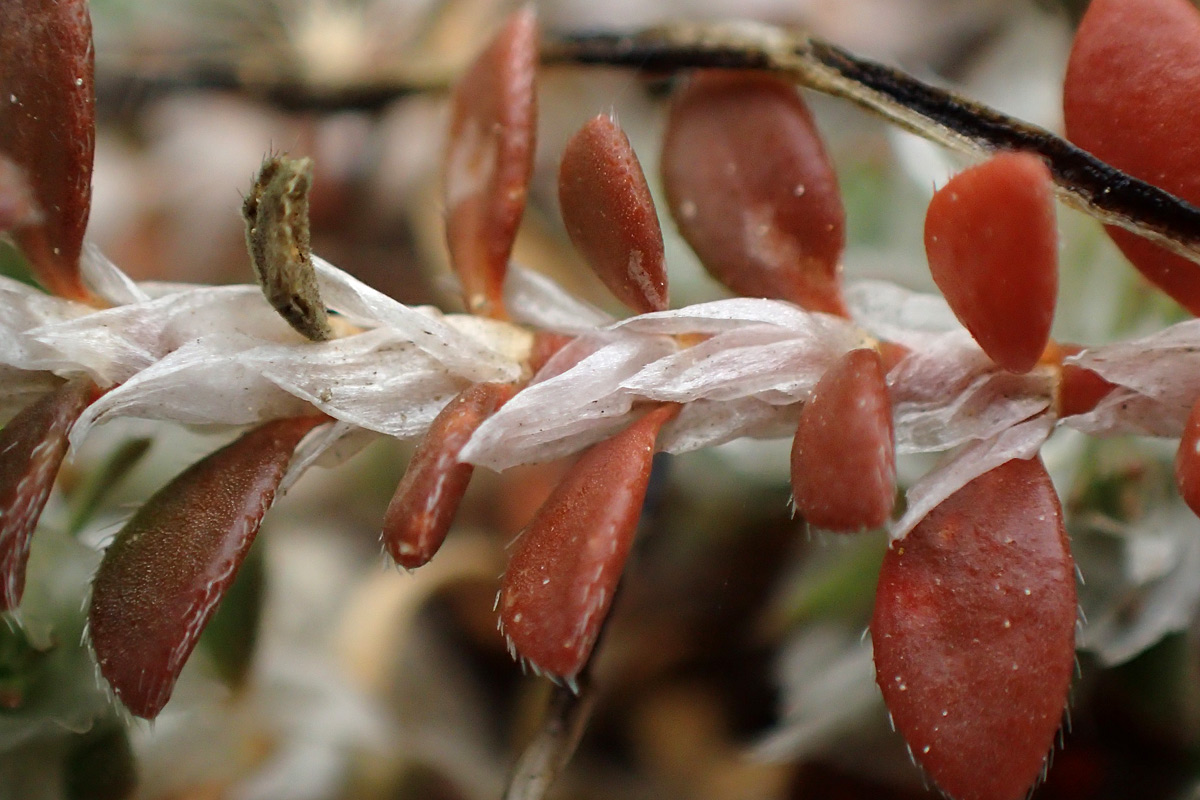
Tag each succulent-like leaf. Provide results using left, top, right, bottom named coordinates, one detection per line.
left=88, top=415, right=323, bottom=719
left=1176, top=397, right=1200, bottom=518
left=498, top=403, right=679, bottom=682
left=872, top=457, right=1076, bottom=800
left=924, top=152, right=1058, bottom=373
left=791, top=348, right=894, bottom=531
left=662, top=72, right=847, bottom=315
left=1064, top=0, right=1200, bottom=314
left=443, top=7, right=538, bottom=319
left=559, top=114, right=667, bottom=314
left=0, top=376, right=99, bottom=610
left=383, top=381, right=516, bottom=569
left=0, top=0, right=95, bottom=301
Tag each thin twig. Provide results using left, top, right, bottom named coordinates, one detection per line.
left=98, top=20, right=1200, bottom=272
left=503, top=677, right=597, bottom=800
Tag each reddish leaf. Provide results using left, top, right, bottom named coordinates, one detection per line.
left=662, top=72, right=847, bottom=315
left=0, top=376, right=99, bottom=609
left=872, top=457, right=1076, bottom=800
left=498, top=403, right=679, bottom=681
left=443, top=7, right=538, bottom=319
left=1054, top=343, right=1116, bottom=419
left=89, top=415, right=323, bottom=719
left=528, top=330, right=575, bottom=375
left=0, top=0, right=94, bottom=301
left=1176, top=397, right=1200, bottom=517
left=791, top=348, right=894, bottom=531
left=1064, top=0, right=1200, bottom=314
left=924, top=152, right=1058, bottom=373
left=383, top=381, right=516, bottom=569
left=559, top=114, right=667, bottom=314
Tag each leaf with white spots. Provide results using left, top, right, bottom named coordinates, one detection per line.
left=872, top=457, right=1076, bottom=800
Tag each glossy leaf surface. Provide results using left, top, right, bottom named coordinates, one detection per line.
left=1064, top=0, right=1200, bottom=314
left=924, top=152, right=1058, bottom=373
left=0, top=376, right=99, bottom=610
left=872, top=457, right=1076, bottom=800
left=0, top=0, right=94, bottom=301
left=443, top=7, right=538, bottom=319
left=498, top=403, right=679, bottom=681
left=791, top=348, right=894, bottom=532
left=1176, top=397, right=1200, bottom=518
left=89, top=415, right=322, bottom=719
left=662, top=72, right=847, bottom=315
left=559, top=114, right=667, bottom=314
left=383, top=381, right=516, bottom=569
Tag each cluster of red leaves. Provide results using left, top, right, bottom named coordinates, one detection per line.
left=5, top=1, right=1200, bottom=799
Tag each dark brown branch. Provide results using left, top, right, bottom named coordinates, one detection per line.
left=97, top=20, right=1200, bottom=271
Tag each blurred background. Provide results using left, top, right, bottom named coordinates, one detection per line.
left=5, top=1, right=1200, bottom=798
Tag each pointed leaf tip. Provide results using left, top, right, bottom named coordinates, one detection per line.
left=0, top=0, right=95, bottom=301
left=559, top=114, right=667, bottom=314
left=498, top=403, right=679, bottom=680
left=791, top=348, right=894, bottom=532
left=88, top=415, right=323, bottom=719
left=872, top=457, right=1076, bottom=800
left=383, top=382, right=516, bottom=569
left=444, top=7, right=539, bottom=319
left=0, top=376, right=99, bottom=610
left=662, top=72, right=847, bottom=315
left=1064, top=0, right=1200, bottom=314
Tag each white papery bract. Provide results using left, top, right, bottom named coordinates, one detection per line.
left=5, top=247, right=1192, bottom=539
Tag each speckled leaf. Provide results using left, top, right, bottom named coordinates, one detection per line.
left=0, top=0, right=95, bottom=301
left=1064, top=0, right=1200, bottom=314
left=791, top=348, right=894, bottom=532
left=559, top=114, right=667, bottom=314
left=662, top=72, right=847, bottom=315
left=498, top=403, right=679, bottom=681
left=383, top=381, right=515, bottom=569
left=0, top=376, right=99, bottom=610
left=872, top=457, right=1076, bottom=800
left=924, top=152, right=1058, bottom=373
left=443, top=7, right=538, bottom=319
left=89, top=415, right=323, bottom=719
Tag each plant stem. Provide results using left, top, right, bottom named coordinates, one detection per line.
left=98, top=20, right=1200, bottom=274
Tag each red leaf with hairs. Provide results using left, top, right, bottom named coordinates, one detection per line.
left=383, top=381, right=516, bottom=569
left=89, top=415, right=323, bottom=719
left=498, top=403, right=679, bottom=682
left=559, top=114, right=667, bottom=314
left=662, top=72, right=847, bottom=315
left=0, top=0, right=94, bottom=301
left=443, top=7, right=538, bottom=319
left=0, top=376, right=99, bottom=609
left=791, top=348, right=894, bottom=532
left=872, top=457, right=1076, bottom=800
left=1064, top=0, right=1200, bottom=314
left=924, top=152, right=1058, bottom=373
